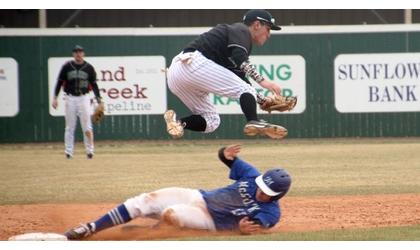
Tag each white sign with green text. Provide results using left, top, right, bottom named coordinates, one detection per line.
left=211, top=55, right=306, bottom=114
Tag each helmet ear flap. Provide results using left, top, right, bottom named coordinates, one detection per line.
left=270, top=192, right=287, bottom=202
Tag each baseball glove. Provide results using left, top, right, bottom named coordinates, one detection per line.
left=91, top=103, right=105, bottom=123
left=260, top=95, right=297, bottom=113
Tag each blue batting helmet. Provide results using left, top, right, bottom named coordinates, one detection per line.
left=255, top=168, right=291, bottom=200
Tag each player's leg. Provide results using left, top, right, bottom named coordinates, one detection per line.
left=123, top=187, right=207, bottom=219
left=64, top=95, right=78, bottom=158
left=193, top=64, right=289, bottom=139
left=78, top=95, right=94, bottom=158
left=166, top=53, right=220, bottom=136
left=127, top=187, right=215, bottom=230
left=64, top=187, right=209, bottom=240
left=187, top=52, right=259, bottom=119
left=161, top=204, right=216, bottom=231
left=169, top=51, right=257, bottom=115
left=166, top=84, right=220, bottom=134
left=192, top=52, right=287, bottom=139
left=168, top=51, right=286, bottom=139
left=64, top=202, right=131, bottom=240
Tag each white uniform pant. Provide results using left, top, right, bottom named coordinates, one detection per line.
left=124, top=187, right=216, bottom=231
left=64, top=94, right=93, bottom=156
left=167, top=51, right=256, bottom=133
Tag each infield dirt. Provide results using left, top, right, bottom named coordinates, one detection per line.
left=1, top=193, right=419, bottom=240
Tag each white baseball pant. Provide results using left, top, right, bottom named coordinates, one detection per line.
left=64, top=94, right=94, bottom=156
left=167, top=51, right=257, bottom=133
left=124, top=187, right=216, bottom=231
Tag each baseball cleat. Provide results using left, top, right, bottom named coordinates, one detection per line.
left=66, top=154, right=72, bottom=159
left=64, top=223, right=94, bottom=240
left=87, top=153, right=93, bottom=159
left=164, top=110, right=184, bottom=139
left=244, top=120, right=288, bottom=139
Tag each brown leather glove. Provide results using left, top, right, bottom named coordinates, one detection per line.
left=91, top=103, right=105, bottom=123
left=260, top=95, right=297, bottom=113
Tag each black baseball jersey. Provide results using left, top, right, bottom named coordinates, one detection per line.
left=54, top=60, right=101, bottom=99
left=184, top=23, right=252, bottom=83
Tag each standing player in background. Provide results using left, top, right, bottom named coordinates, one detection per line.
left=52, top=45, right=102, bottom=159
left=165, top=9, right=287, bottom=139
left=64, top=144, right=292, bottom=240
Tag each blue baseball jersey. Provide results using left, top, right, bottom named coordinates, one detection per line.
left=199, top=158, right=281, bottom=230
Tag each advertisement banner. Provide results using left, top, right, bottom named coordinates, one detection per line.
left=0, top=58, right=19, bottom=117
left=48, top=56, right=167, bottom=116
left=211, top=55, right=306, bottom=114
left=335, top=53, right=420, bottom=113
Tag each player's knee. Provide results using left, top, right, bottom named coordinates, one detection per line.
left=162, top=207, right=183, bottom=228
left=203, top=115, right=220, bottom=133
left=65, top=126, right=75, bottom=133
left=123, top=192, right=157, bottom=219
left=84, top=130, right=92, bottom=138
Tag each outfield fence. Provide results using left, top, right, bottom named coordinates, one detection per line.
left=1, top=24, right=420, bottom=142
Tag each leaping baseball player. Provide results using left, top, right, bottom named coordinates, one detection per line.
left=165, top=9, right=297, bottom=140
left=64, top=144, right=292, bottom=239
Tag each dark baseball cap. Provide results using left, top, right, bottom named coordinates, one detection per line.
left=72, top=45, right=84, bottom=52
left=243, top=9, right=281, bottom=30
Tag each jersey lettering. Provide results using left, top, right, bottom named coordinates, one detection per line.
left=231, top=208, right=247, bottom=216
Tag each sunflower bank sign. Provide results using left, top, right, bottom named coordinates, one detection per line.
left=48, top=56, right=166, bottom=116
left=335, top=53, right=420, bottom=113
left=211, top=55, right=306, bottom=114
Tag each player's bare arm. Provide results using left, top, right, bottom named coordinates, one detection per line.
left=52, top=97, right=58, bottom=109
left=258, top=79, right=281, bottom=96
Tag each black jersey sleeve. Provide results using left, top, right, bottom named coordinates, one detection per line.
left=54, top=63, right=69, bottom=97
left=88, top=64, right=101, bottom=101
left=227, top=23, right=252, bottom=68
left=229, top=47, right=249, bottom=68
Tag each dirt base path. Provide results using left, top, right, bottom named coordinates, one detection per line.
left=1, top=193, right=420, bottom=240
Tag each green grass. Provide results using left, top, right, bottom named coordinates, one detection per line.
left=179, top=224, right=420, bottom=241
left=1, top=138, right=420, bottom=240
left=0, top=138, right=419, bottom=204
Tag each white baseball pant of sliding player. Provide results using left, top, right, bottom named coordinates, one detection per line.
left=124, top=187, right=216, bottom=230
left=167, top=50, right=257, bottom=133
left=64, top=94, right=94, bottom=156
